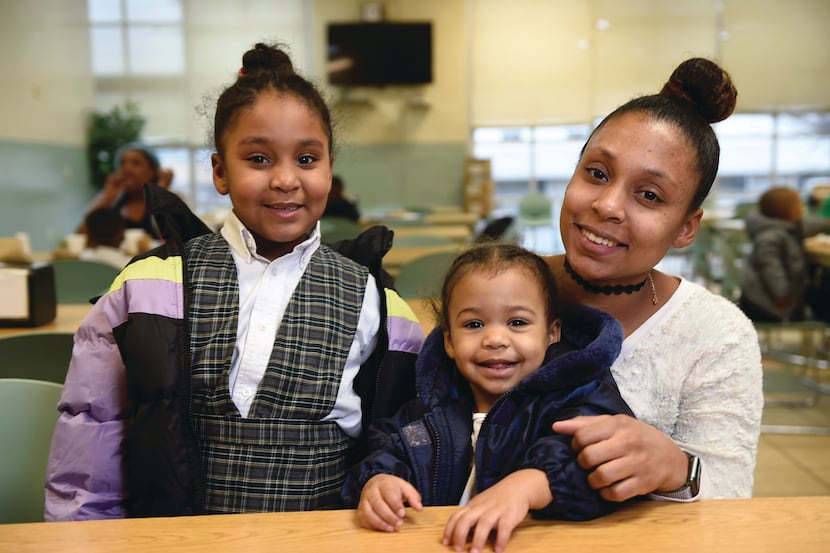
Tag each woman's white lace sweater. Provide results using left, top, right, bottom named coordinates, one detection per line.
left=611, top=278, right=763, bottom=499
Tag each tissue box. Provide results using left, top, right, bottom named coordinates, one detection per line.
left=0, top=262, right=57, bottom=327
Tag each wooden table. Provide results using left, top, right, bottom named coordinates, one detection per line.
left=805, top=234, right=830, bottom=267
left=423, top=211, right=481, bottom=229
left=1, top=497, right=827, bottom=552
left=0, top=304, right=91, bottom=338
left=388, top=224, right=472, bottom=244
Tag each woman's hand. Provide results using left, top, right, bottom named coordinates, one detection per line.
left=157, top=168, right=174, bottom=189
left=552, top=415, right=688, bottom=501
left=443, top=469, right=550, bottom=553
left=356, top=474, right=423, bottom=532
left=101, top=172, right=128, bottom=204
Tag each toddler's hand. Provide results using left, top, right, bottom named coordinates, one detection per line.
left=443, top=469, right=549, bottom=553
left=357, top=474, right=423, bottom=532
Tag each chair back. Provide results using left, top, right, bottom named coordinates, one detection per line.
left=0, top=378, right=63, bottom=523
left=394, top=250, right=459, bottom=299
left=51, top=259, right=120, bottom=304
left=518, top=192, right=553, bottom=223
left=0, top=332, right=74, bottom=384
left=320, top=217, right=362, bottom=245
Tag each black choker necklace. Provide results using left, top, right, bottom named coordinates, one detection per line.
left=564, top=258, right=649, bottom=296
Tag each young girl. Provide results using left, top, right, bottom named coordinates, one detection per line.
left=45, top=43, right=424, bottom=520
left=343, top=244, right=633, bottom=553
left=546, top=58, right=763, bottom=502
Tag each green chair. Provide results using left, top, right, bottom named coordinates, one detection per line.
left=0, top=332, right=74, bottom=384
left=394, top=251, right=459, bottom=299
left=320, top=217, right=362, bottom=245
left=755, top=320, right=830, bottom=409
left=517, top=192, right=554, bottom=251
left=0, top=378, right=63, bottom=523
left=51, top=259, right=120, bottom=304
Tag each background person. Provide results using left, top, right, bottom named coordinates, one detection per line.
left=77, top=142, right=173, bottom=240
left=323, top=174, right=361, bottom=222
left=739, top=186, right=830, bottom=322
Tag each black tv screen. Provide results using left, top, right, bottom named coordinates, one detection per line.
left=327, top=22, right=433, bottom=86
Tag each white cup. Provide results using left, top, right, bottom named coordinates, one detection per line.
left=121, top=228, right=146, bottom=255
left=64, top=233, right=87, bottom=255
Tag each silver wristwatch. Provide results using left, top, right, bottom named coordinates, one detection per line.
left=657, top=453, right=701, bottom=501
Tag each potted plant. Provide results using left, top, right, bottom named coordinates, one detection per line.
left=86, top=101, right=146, bottom=188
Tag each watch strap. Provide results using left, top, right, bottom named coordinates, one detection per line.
left=649, top=453, right=701, bottom=502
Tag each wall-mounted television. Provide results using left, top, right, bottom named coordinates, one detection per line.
left=326, top=22, right=433, bottom=86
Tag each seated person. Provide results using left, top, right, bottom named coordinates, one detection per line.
left=77, top=142, right=174, bottom=240
left=343, top=243, right=632, bottom=553
left=323, top=175, right=360, bottom=222
left=740, top=186, right=830, bottom=322
left=78, top=207, right=133, bottom=269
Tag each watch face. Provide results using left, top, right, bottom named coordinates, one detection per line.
left=688, top=454, right=701, bottom=483
left=653, top=454, right=701, bottom=501
left=687, top=454, right=701, bottom=493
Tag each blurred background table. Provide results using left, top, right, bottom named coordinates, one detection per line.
left=383, top=243, right=461, bottom=278
left=0, top=304, right=90, bottom=338
left=805, top=234, right=830, bottom=267
left=386, top=224, right=471, bottom=244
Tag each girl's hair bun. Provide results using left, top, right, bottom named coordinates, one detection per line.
left=660, top=57, right=737, bottom=124
left=239, top=42, right=295, bottom=78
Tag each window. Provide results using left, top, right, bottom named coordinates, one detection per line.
left=472, top=124, right=589, bottom=206
left=88, top=0, right=184, bottom=76
left=155, top=147, right=231, bottom=218
left=473, top=111, right=830, bottom=216
left=86, top=0, right=309, bottom=219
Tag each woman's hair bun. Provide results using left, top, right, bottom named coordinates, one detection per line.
left=660, top=57, right=737, bottom=124
left=239, top=42, right=295, bottom=78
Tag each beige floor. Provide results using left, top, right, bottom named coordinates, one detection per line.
left=753, top=342, right=830, bottom=497
left=754, top=432, right=830, bottom=496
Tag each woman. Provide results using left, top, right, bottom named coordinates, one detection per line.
left=78, top=142, right=173, bottom=240
left=546, top=58, right=763, bottom=501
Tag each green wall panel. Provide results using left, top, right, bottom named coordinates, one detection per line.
left=0, top=140, right=91, bottom=252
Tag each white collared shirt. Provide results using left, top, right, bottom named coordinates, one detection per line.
left=459, top=412, right=487, bottom=505
left=219, top=211, right=380, bottom=437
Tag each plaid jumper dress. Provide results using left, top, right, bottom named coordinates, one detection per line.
left=185, top=233, right=368, bottom=512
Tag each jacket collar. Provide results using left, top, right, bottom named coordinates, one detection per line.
left=415, top=305, right=624, bottom=408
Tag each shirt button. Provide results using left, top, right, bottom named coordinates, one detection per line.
left=257, top=323, right=266, bottom=332
left=241, top=388, right=252, bottom=397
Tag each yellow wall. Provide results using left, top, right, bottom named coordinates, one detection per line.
left=724, top=0, right=830, bottom=110
left=318, top=0, right=830, bottom=130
